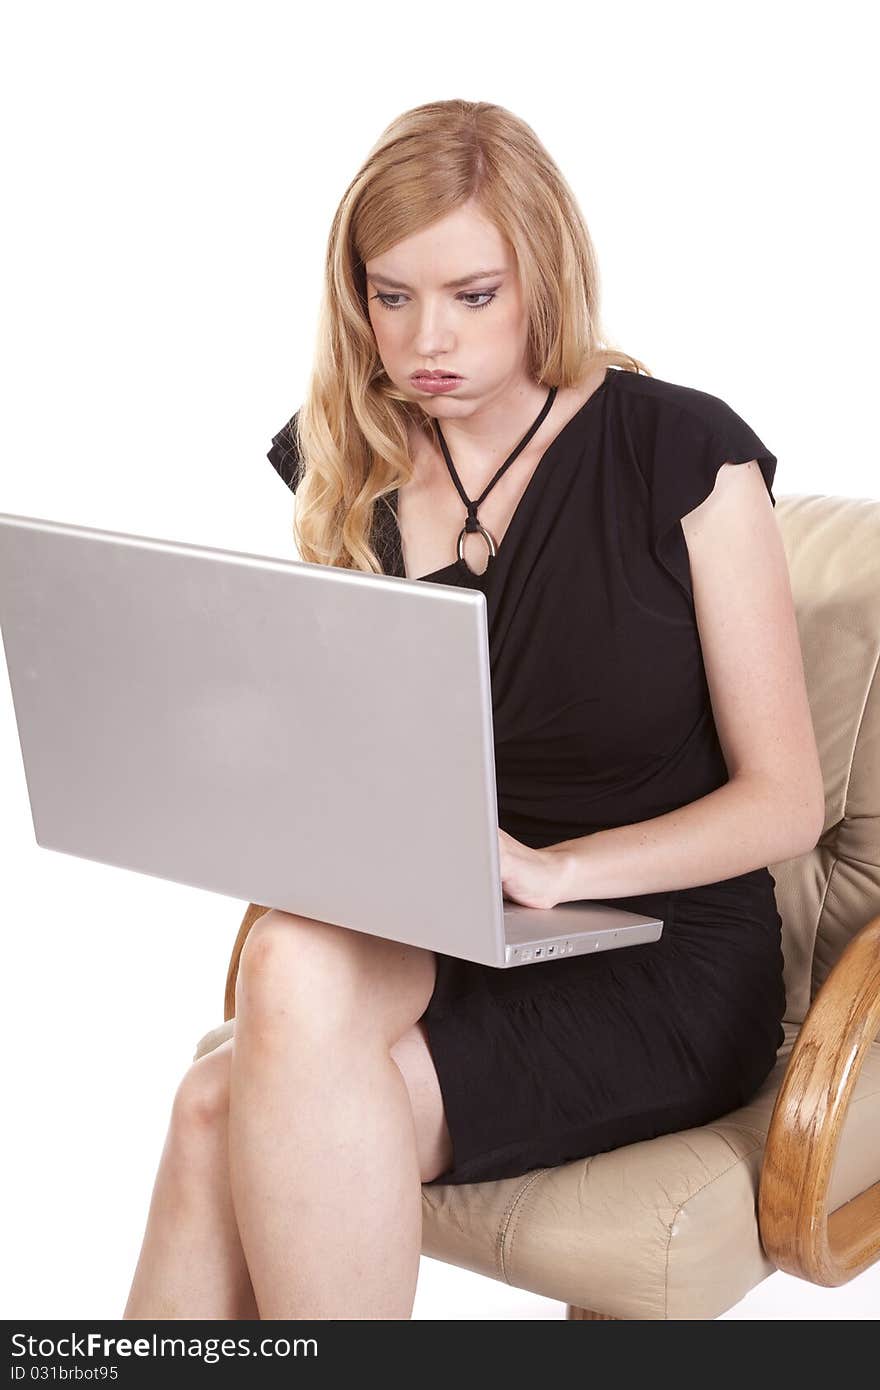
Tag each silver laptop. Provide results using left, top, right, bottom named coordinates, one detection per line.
left=0, top=512, right=663, bottom=969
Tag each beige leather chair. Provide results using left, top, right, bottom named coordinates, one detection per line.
left=193, top=493, right=880, bottom=1319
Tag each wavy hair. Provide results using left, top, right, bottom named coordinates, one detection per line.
left=287, top=98, right=650, bottom=573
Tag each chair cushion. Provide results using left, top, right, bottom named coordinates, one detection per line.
left=193, top=1019, right=234, bottom=1061
left=773, top=495, right=880, bottom=1026
left=191, top=1018, right=880, bottom=1318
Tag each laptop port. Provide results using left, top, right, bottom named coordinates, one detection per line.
left=547, top=945, right=555, bottom=954
left=535, top=948, right=542, bottom=957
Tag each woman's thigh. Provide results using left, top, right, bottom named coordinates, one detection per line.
left=237, top=910, right=439, bottom=1053
left=177, top=1023, right=453, bottom=1184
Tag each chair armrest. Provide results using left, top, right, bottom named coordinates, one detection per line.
left=223, top=901, right=271, bottom=1022
left=758, top=911, right=880, bottom=1286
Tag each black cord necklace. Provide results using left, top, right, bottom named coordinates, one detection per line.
left=433, top=385, right=558, bottom=576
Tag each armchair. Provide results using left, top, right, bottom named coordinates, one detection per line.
left=193, top=493, right=880, bottom=1319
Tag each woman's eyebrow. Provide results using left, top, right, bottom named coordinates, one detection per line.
left=366, top=268, right=507, bottom=291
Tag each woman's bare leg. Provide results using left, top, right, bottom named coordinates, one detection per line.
left=123, top=1039, right=259, bottom=1320
left=227, top=912, right=438, bottom=1321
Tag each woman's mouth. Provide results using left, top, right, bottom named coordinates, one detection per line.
left=410, top=374, right=463, bottom=394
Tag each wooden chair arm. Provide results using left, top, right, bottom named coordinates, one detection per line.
left=223, top=901, right=272, bottom=1022
left=758, top=910, right=880, bottom=1286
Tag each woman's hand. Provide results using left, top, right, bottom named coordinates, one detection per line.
left=497, top=828, right=570, bottom=910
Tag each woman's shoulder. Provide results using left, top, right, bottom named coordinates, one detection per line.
left=611, top=367, right=745, bottom=435
left=611, top=369, right=776, bottom=481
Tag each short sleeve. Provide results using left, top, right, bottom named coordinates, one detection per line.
left=638, top=384, right=778, bottom=601
left=267, top=410, right=302, bottom=493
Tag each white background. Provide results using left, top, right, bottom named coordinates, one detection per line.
left=2, top=0, right=877, bottom=1321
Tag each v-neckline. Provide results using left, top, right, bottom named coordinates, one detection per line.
left=392, top=365, right=614, bottom=583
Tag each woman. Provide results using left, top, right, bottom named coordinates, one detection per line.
left=124, top=99, right=824, bottom=1320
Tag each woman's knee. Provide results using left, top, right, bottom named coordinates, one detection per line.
left=172, top=1037, right=234, bottom=1137
left=235, top=910, right=363, bottom=1031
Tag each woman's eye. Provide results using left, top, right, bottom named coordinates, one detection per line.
left=460, top=291, right=496, bottom=310
left=372, top=290, right=497, bottom=312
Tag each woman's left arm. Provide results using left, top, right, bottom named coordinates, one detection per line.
left=505, top=460, right=826, bottom=907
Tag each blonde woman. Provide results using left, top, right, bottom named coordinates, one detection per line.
left=124, top=99, right=824, bottom=1321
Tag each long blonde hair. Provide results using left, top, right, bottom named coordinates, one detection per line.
left=290, top=99, right=650, bottom=573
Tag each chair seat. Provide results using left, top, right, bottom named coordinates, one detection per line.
left=192, top=1018, right=880, bottom=1319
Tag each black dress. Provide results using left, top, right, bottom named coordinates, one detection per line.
left=267, top=366, right=788, bottom=1187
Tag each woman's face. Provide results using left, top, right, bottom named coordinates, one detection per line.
left=364, top=198, right=531, bottom=420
